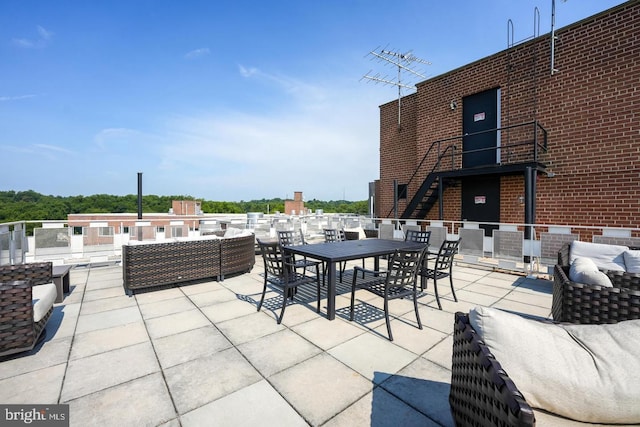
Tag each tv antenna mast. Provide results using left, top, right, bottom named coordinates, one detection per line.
left=361, top=47, right=431, bottom=127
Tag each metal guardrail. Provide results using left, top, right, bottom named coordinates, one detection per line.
left=2, top=215, right=639, bottom=277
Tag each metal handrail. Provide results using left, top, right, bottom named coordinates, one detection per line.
left=389, top=120, right=548, bottom=218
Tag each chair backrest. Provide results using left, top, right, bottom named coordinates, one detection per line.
left=258, top=238, right=299, bottom=281
left=385, top=248, right=424, bottom=289
left=434, top=239, right=461, bottom=272
left=257, top=239, right=287, bottom=277
left=323, top=228, right=345, bottom=243
left=277, top=230, right=302, bottom=247
left=378, top=223, right=395, bottom=240
left=405, top=229, right=431, bottom=245
left=298, top=228, right=307, bottom=245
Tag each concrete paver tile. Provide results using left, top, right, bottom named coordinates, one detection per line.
left=163, top=347, right=262, bottom=415
left=153, top=325, right=232, bottom=369
left=61, top=341, right=160, bottom=402
left=68, top=372, right=176, bottom=427
left=180, top=380, right=308, bottom=427
left=269, top=353, right=371, bottom=427
left=328, top=333, right=417, bottom=383
left=238, top=329, right=322, bottom=377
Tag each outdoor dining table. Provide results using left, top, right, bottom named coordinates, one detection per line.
left=284, top=238, right=426, bottom=320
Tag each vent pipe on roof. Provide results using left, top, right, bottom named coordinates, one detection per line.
left=137, top=172, right=143, bottom=220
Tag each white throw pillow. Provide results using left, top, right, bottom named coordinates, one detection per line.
left=623, top=250, right=640, bottom=273
left=569, top=241, right=627, bottom=271
left=469, top=306, right=640, bottom=424
left=223, top=227, right=243, bottom=237
left=579, top=270, right=613, bottom=287
left=568, top=257, right=598, bottom=281
left=569, top=257, right=613, bottom=287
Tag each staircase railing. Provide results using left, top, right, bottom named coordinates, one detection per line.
left=386, top=120, right=548, bottom=219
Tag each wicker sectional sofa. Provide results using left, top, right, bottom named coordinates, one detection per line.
left=553, top=242, right=640, bottom=324
left=122, top=233, right=255, bottom=294
left=451, top=308, right=640, bottom=426
left=450, top=311, right=535, bottom=427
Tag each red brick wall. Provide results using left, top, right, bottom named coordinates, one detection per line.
left=379, top=93, right=417, bottom=218
left=379, top=2, right=640, bottom=229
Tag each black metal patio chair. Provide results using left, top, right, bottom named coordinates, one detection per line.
left=404, top=229, right=431, bottom=244
left=418, top=239, right=461, bottom=310
left=256, top=239, right=321, bottom=324
left=349, top=247, right=426, bottom=341
left=277, top=230, right=323, bottom=274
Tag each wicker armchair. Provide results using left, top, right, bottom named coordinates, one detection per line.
left=553, top=242, right=640, bottom=324
left=0, top=263, right=57, bottom=357
left=450, top=312, right=535, bottom=427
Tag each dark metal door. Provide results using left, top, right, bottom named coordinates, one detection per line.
left=463, top=89, right=499, bottom=168
left=461, top=176, right=500, bottom=235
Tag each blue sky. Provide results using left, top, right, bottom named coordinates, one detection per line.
left=0, top=0, right=626, bottom=202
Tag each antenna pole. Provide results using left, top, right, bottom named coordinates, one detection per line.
left=361, top=47, right=431, bottom=127
left=397, top=65, right=402, bottom=127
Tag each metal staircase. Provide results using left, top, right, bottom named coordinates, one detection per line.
left=387, top=143, right=457, bottom=220
left=400, top=172, right=452, bottom=219
left=386, top=121, right=548, bottom=221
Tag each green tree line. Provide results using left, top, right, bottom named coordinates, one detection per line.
left=0, top=190, right=369, bottom=223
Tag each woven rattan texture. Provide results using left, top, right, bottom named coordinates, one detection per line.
left=363, top=229, right=378, bottom=239
left=0, top=262, right=52, bottom=286
left=553, top=265, right=640, bottom=324
left=0, top=279, right=53, bottom=357
left=449, top=312, right=535, bottom=427
left=123, top=239, right=221, bottom=291
left=220, top=234, right=256, bottom=279
left=122, top=234, right=255, bottom=292
left=343, top=231, right=359, bottom=241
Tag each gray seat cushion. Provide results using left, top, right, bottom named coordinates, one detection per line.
left=470, top=306, right=640, bottom=424
left=32, top=283, right=57, bottom=322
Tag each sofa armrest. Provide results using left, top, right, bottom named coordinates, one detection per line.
left=219, top=234, right=256, bottom=280
left=0, top=279, right=53, bottom=357
left=450, top=312, right=535, bottom=427
left=557, top=242, right=571, bottom=266
left=553, top=264, right=640, bottom=324
left=0, top=262, right=53, bottom=286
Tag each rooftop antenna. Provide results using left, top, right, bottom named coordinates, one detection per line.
left=361, top=47, right=431, bottom=128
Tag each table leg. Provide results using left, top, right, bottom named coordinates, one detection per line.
left=326, top=261, right=337, bottom=320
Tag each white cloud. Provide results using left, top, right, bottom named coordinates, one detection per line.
left=238, top=64, right=327, bottom=104
left=11, top=25, right=53, bottom=49
left=37, top=25, right=53, bottom=40
left=33, top=144, right=74, bottom=155
left=93, top=128, right=144, bottom=150
left=11, top=38, right=35, bottom=48
left=0, top=94, right=37, bottom=102
left=184, top=48, right=210, bottom=59
left=152, top=72, right=382, bottom=200
left=238, top=65, right=258, bottom=77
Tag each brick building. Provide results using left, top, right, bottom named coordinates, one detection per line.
left=284, top=191, right=306, bottom=215
left=376, top=1, right=639, bottom=236
left=67, top=200, right=203, bottom=242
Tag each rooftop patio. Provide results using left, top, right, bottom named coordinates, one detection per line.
left=0, top=255, right=553, bottom=426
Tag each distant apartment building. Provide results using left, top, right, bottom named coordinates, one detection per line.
left=67, top=200, right=203, bottom=242
left=375, top=1, right=639, bottom=238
